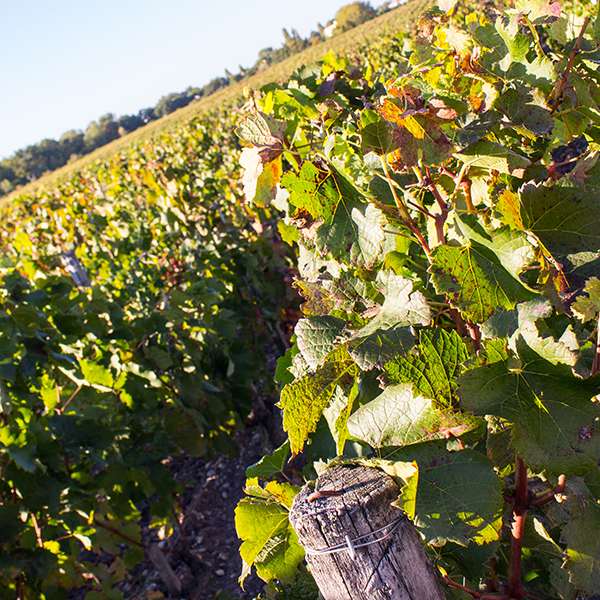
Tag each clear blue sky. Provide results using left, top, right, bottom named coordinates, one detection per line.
left=1, top=0, right=374, bottom=160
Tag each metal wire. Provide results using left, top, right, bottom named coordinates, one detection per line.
left=301, top=515, right=407, bottom=560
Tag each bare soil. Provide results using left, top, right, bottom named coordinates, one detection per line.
left=119, top=423, right=281, bottom=600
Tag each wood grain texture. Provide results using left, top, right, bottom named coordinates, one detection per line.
left=289, top=465, right=445, bottom=600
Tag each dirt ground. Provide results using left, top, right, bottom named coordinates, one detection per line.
left=116, top=404, right=287, bottom=600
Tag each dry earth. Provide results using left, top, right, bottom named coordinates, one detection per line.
left=119, top=422, right=282, bottom=600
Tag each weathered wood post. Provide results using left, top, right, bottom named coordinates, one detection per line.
left=289, top=464, right=445, bottom=600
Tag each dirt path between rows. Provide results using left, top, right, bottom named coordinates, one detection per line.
left=119, top=424, right=278, bottom=600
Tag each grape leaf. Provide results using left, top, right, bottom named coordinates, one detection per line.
left=572, top=277, right=600, bottom=323
left=323, top=384, right=354, bottom=454
left=437, top=540, right=501, bottom=580
left=80, top=360, right=114, bottom=388
left=294, top=316, right=346, bottom=370
left=294, top=280, right=337, bottom=316
left=347, top=383, right=481, bottom=448
left=495, top=88, right=554, bottom=136
left=346, top=273, right=428, bottom=370
left=458, top=338, right=600, bottom=475
left=346, top=325, right=415, bottom=371
left=314, top=200, right=386, bottom=268
left=515, top=0, right=562, bottom=24
left=520, top=178, right=600, bottom=285
left=235, top=112, right=286, bottom=150
left=235, top=497, right=303, bottom=585
left=456, top=214, right=537, bottom=282
left=388, top=116, right=454, bottom=170
left=430, top=243, right=535, bottom=323
left=457, top=141, right=530, bottom=177
left=508, top=299, right=578, bottom=366
left=391, top=444, right=504, bottom=546
left=246, top=441, right=291, bottom=479
left=382, top=329, right=471, bottom=407
left=360, top=110, right=396, bottom=155
left=352, top=272, right=430, bottom=336
left=482, top=299, right=579, bottom=366
left=561, top=482, right=600, bottom=596
left=282, top=161, right=351, bottom=224
left=279, top=346, right=359, bottom=454
left=320, top=270, right=380, bottom=312
left=240, top=149, right=282, bottom=206
left=448, top=111, right=502, bottom=148
left=377, top=92, right=454, bottom=169
left=495, top=189, right=524, bottom=230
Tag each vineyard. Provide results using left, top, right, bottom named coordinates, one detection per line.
left=2, top=0, right=600, bottom=599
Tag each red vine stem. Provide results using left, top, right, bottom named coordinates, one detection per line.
left=60, top=384, right=82, bottom=414
left=550, top=17, right=590, bottom=113
left=171, top=507, right=191, bottom=552
left=442, top=574, right=507, bottom=599
left=508, top=457, right=528, bottom=600
left=424, top=166, right=449, bottom=245
left=31, top=513, right=43, bottom=548
left=93, top=518, right=145, bottom=549
left=382, top=157, right=431, bottom=255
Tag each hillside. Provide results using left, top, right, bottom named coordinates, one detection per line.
left=3, top=0, right=432, bottom=203
left=2, top=0, right=600, bottom=598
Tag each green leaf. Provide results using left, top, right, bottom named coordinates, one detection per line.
left=495, top=14, right=530, bottom=64
left=392, top=444, right=503, bottom=546
left=345, top=272, right=428, bottom=370
left=80, top=360, right=114, bottom=388
left=383, top=329, right=471, bottom=407
left=448, top=111, right=502, bottom=148
left=282, top=161, right=349, bottom=224
left=294, top=316, right=346, bottom=370
left=459, top=338, right=600, bottom=475
left=495, top=88, right=554, bottom=136
left=0, top=379, right=12, bottom=414
left=354, top=272, right=431, bottom=338
left=430, top=243, right=535, bottom=323
left=520, top=178, right=600, bottom=284
left=7, top=445, right=37, bottom=472
left=264, top=480, right=301, bottom=510
left=360, top=110, right=396, bottom=155
left=572, top=277, right=600, bottom=323
left=235, top=498, right=303, bottom=585
left=235, top=112, right=286, bottom=149
left=347, top=384, right=481, bottom=448
left=561, top=482, right=600, bottom=596
left=143, top=347, right=173, bottom=371
left=347, top=326, right=415, bottom=371
left=437, top=540, right=501, bottom=580
left=323, top=384, right=354, bottom=454
left=0, top=504, right=25, bottom=544
left=455, top=215, right=537, bottom=280
left=279, top=346, right=359, bottom=454
left=457, top=141, right=530, bottom=177
left=246, top=441, right=291, bottom=479
left=321, top=270, right=381, bottom=313
left=314, top=200, right=386, bottom=268
left=508, top=299, right=578, bottom=366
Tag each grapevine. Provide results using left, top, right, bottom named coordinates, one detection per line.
left=235, top=1, right=600, bottom=598
left=0, top=109, right=295, bottom=598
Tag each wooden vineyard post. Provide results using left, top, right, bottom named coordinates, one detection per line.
left=289, top=464, right=445, bottom=600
